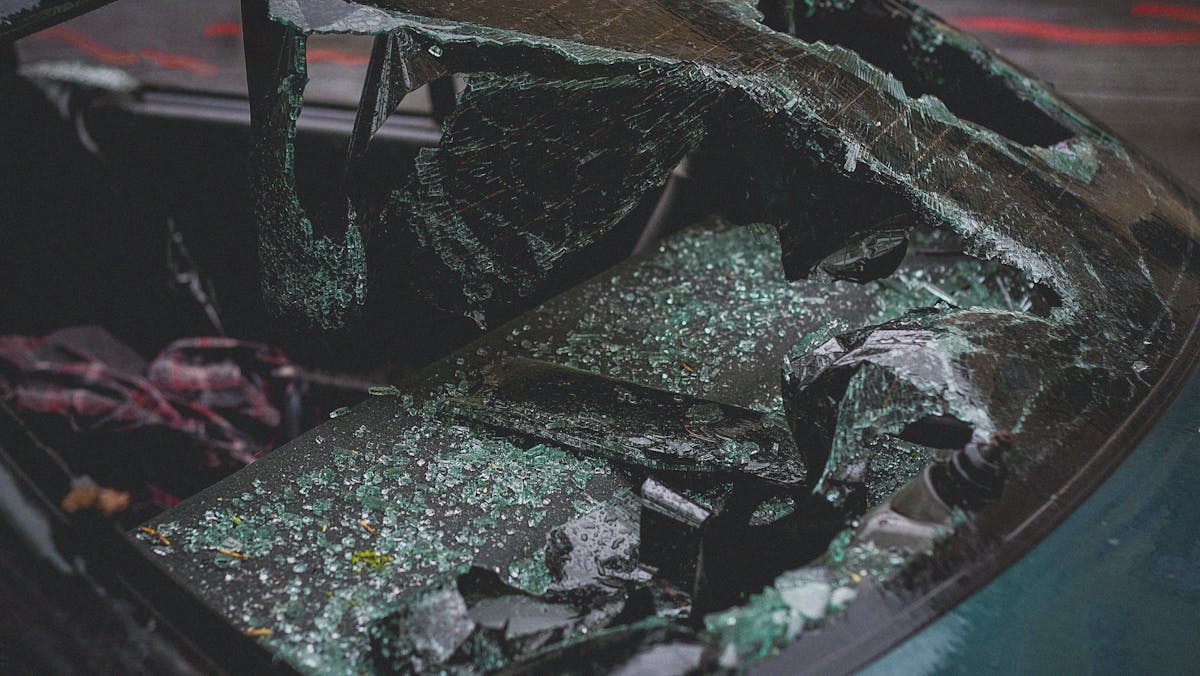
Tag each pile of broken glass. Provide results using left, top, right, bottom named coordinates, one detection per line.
left=137, top=0, right=1200, bottom=673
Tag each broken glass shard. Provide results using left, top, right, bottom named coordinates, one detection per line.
left=369, top=566, right=619, bottom=672
left=447, top=357, right=806, bottom=486
left=782, top=307, right=1046, bottom=514
left=544, top=497, right=645, bottom=592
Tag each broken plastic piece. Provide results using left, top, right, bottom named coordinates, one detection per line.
left=923, top=430, right=1010, bottom=513
left=847, top=430, right=1010, bottom=560
left=817, top=224, right=909, bottom=283
left=781, top=308, right=1048, bottom=514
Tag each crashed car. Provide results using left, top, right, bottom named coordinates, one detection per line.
left=2, top=0, right=1199, bottom=673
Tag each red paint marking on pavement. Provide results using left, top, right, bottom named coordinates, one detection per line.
left=28, top=26, right=138, bottom=65
left=38, top=21, right=396, bottom=77
left=30, top=25, right=220, bottom=76
left=201, top=21, right=369, bottom=66
left=202, top=21, right=242, bottom=38
left=306, top=48, right=371, bottom=66
left=1130, top=2, right=1200, bottom=25
left=138, top=49, right=220, bottom=77
left=950, top=16, right=1200, bottom=46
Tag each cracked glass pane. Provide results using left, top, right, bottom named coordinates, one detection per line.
left=136, top=0, right=1200, bottom=672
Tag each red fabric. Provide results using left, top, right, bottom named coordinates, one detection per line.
left=0, top=334, right=296, bottom=467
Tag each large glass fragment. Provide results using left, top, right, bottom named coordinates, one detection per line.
left=783, top=307, right=1047, bottom=512
left=368, top=566, right=628, bottom=672
left=254, top=0, right=1194, bottom=344
left=448, top=357, right=806, bottom=486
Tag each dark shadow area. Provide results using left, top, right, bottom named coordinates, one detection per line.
left=759, top=0, right=1074, bottom=147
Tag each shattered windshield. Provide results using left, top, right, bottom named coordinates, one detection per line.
left=111, top=0, right=1200, bottom=673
